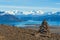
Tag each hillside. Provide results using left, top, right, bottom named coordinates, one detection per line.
left=0, top=25, right=60, bottom=40
left=0, top=13, right=22, bottom=22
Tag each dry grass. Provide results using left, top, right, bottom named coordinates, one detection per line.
left=0, top=25, right=60, bottom=40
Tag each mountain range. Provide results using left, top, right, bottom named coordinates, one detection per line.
left=0, top=11, right=22, bottom=23
left=0, top=10, right=60, bottom=22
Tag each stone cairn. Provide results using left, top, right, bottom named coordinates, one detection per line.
left=39, top=19, right=50, bottom=34
left=35, top=19, right=51, bottom=37
left=39, top=19, right=51, bottom=37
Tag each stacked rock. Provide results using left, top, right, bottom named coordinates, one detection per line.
left=39, top=19, right=50, bottom=35
left=35, top=19, right=51, bottom=37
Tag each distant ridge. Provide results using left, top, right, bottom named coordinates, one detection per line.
left=0, top=10, right=60, bottom=21
left=0, top=12, right=23, bottom=23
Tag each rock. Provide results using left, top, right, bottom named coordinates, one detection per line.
left=36, top=19, right=51, bottom=37
left=39, top=19, right=50, bottom=34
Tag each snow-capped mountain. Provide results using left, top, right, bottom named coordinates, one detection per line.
left=0, top=10, right=60, bottom=16
left=0, top=10, right=60, bottom=21
left=15, top=10, right=60, bottom=21
left=0, top=10, right=44, bottom=16
left=0, top=11, right=22, bottom=23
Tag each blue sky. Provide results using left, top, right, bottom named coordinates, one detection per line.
left=0, top=0, right=60, bottom=11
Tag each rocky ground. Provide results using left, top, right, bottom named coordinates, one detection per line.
left=0, top=25, right=60, bottom=40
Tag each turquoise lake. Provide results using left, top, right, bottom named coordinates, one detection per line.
left=0, top=20, right=60, bottom=27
